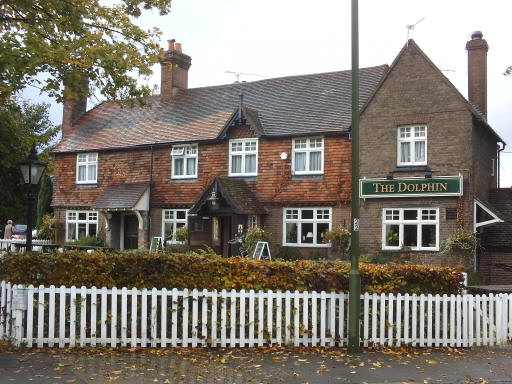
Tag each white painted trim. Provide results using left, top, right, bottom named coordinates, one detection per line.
left=291, top=136, right=324, bottom=175
left=228, top=138, right=258, bottom=177
left=171, top=144, right=198, bottom=179
left=473, top=200, right=504, bottom=232
left=133, top=188, right=150, bottom=211
left=397, top=125, right=427, bottom=167
left=75, top=152, right=98, bottom=184
left=282, top=207, right=331, bottom=247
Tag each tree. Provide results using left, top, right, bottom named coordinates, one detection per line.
left=0, top=0, right=172, bottom=105
left=0, top=101, right=58, bottom=227
left=505, top=66, right=512, bottom=76
left=36, top=169, right=53, bottom=229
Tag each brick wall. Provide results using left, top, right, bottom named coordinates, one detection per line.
left=478, top=251, right=512, bottom=284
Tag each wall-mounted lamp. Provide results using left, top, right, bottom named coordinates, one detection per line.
left=207, top=190, right=220, bottom=211
left=425, top=171, right=432, bottom=179
left=386, top=173, right=394, bottom=180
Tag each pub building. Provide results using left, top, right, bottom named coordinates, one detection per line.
left=358, top=32, right=504, bottom=271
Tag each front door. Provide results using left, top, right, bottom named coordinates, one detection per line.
left=124, top=215, right=138, bottom=250
left=220, top=216, right=232, bottom=258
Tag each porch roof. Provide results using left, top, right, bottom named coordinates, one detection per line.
left=92, top=182, right=150, bottom=210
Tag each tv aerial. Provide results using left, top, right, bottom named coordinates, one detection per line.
left=225, top=70, right=265, bottom=83
left=406, top=17, right=425, bottom=41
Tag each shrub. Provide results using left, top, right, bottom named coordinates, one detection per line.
left=440, top=229, right=478, bottom=265
left=66, top=236, right=105, bottom=247
left=244, top=226, right=272, bottom=257
left=322, top=226, right=351, bottom=258
left=0, top=251, right=464, bottom=294
left=360, top=251, right=410, bottom=265
left=276, top=246, right=302, bottom=261
left=175, top=226, right=188, bottom=243
left=37, top=214, right=57, bottom=241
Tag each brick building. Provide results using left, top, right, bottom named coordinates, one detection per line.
left=52, top=40, right=386, bottom=257
left=359, top=32, right=505, bottom=273
left=52, top=34, right=509, bottom=278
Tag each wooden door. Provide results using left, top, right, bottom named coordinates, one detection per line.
left=124, top=215, right=138, bottom=250
left=220, top=216, right=232, bottom=258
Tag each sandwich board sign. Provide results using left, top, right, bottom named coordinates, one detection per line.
left=253, top=241, right=271, bottom=260
left=149, top=237, right=163, bottom=254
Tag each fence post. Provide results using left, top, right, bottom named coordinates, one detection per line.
left=11, top=285, right=27, bottom=347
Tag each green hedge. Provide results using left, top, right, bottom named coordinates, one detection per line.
left=0, top=251, right=464, bottom=294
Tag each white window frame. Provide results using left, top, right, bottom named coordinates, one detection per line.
left=76, top=152, right=98, bottom=184
left=397, top=126, right=427, bottom=166
left=382, top=207, right=439, bottom=251
left=292, top=136, right=324, bottom=175
left=228, top=138, right=258, bottom=177
left=248, top=215, right=258, bottom=230
left=162, top=209, right=188, bottom=244
left=66, top=210, right=98, bottom=241
left=282, top=207, right=331, bottom=247
left=171, top=144, right=198, bottom=179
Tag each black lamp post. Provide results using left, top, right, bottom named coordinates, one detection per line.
left=19, top=146, right=46, bottom=252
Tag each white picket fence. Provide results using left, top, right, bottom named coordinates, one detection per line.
left=1, top=281, right=511, bottom=348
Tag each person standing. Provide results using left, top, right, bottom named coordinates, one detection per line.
left=3, top=220, right=14, bottom=251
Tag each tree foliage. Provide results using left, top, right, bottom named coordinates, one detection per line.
left=0, top=0, right=172, bottom=105
left=0, top=101, right=58, bottom=226
left=505, top=66, right=512, bottom=76
left=36, top=172, right=53, bottom=229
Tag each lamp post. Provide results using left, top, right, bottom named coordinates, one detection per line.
left=19, top=146, right=47, bottom=252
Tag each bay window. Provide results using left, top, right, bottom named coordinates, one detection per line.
left=382, top=208, right=439, bottom=251
left=283, top=208, right=331, bottom=247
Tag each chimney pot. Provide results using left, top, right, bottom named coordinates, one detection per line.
left=471, top=31, right=483, bottom=40
left=175, top=43, right=182, bottom=53
left=168, top=39, right=175, bottom=51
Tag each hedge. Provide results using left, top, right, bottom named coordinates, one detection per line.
left=0, top=251, right=464, bottom=294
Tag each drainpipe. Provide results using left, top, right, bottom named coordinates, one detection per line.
left=148, top=144, right=154, bottom=247
left=497, top=142, right=505, bottom=188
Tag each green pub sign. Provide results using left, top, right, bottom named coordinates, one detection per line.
left=359, top=175, right=463, bottom=198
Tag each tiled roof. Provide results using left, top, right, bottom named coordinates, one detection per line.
left=54, top=65, right=389, bottom=153
left=482, top=189, right=512, bottom=249
left=92, top=182, right=149, bottom=210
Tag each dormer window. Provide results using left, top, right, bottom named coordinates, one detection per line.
left=397, top=126, right=427, bottom=166
left=172, top=144, right=198, bottom=179
left=76, top=153, right=97, bottom=184
left=229, top=139, right=258, bottom=176
left=292, top=137, right=324, bottom=175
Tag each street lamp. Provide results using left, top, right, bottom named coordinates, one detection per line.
left=19, top=146, right=47, bottom=252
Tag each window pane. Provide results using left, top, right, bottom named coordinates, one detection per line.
left=79, top=212, right=86, bottom=220
left=317, top=223, right=329, bottom=244
left=415, top=141, right=425, bottom=162
left=78, top=165, right=86, bottom=181
left=310, top=138, right=323, bottom=148
left=177, top=222, right=186, bottom=229
left=414, top=126, right=425, bottom=137
left=231, top=155, right=242, bottom=173
left=294, top=152, right=306, bottom=171
left=286, top=210, right=298, bottom=220
left=231, top=142, right=242, bottom=152
left=301, top=223, right=314, bottom=243
left=164, top=222, right=175, bottom=241
left=89, top=224, right=97, bottom=237
left=68, top=212, right=76, bottom=220
left=286, top=223, right=297, bottom=243
left=245, top=141, right=256, bottom=151
left=400, top=127, right=410, bottom=138
left=421, top=225, right=436, bottom=247
left=294, top=139, right=306, bottom=149
left=403, top=225, right=417, bottom=247
left=186, top=158, right=196, bottom=175
left=78, top=154, right=87, bottom=162
left=88, top=164, right=96, bottom=180
left=165, top=210, right=174, bottom=220
left=301, top=210, right=313, bottom=219
left=385, top=224, right=399, bottom=246
left=404, top=210, right=417, bottom=220
left=174, top=158, right=184, bottom=175
left=245, top=154, right=256, bottom=173
left=177, top=210, right=186, bottom=220
left=310, top=151, right=321, bottom=171
left=400, top=142, right=410, bottom=163
left=78, top=223, right=87, bottom=238
left=67, top=223, right=76, bottom=241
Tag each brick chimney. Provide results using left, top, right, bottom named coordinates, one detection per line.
left=62, top=73, right=88, bottom=137
left=466, top=31, right=488, bottom=116
left=160, top=39, right=192, bottom=99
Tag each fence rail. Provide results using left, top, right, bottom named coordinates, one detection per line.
left=1, top=281, right=511, bottom=348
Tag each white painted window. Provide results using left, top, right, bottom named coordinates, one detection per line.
left=76, top=153, right=97, bottom=183
left=172, top=144, right=198, bottom=179
left=397, top=126, right=427, bottom=166
left=292, top=137, right=324, bottom=175
left=283, top=208, right=331, bottom=247
left=229, top=139, right=258, bottom=176
left=382, top=208, right=439, bottom=251
left=248, top=215, right=258, bottom=230
left=162, top=209, right=188, bottom=243
left=66, top=211, right=98, bottom=241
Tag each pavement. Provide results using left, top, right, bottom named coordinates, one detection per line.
left=0, top=345, right=511, bottom=383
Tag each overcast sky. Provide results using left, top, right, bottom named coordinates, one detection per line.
left=23, top=0, right=512, bottom=184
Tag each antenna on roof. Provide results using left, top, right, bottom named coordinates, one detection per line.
left=406, top=17, right=425, bottom=43
left=225, top=70, right=265, bottom=83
